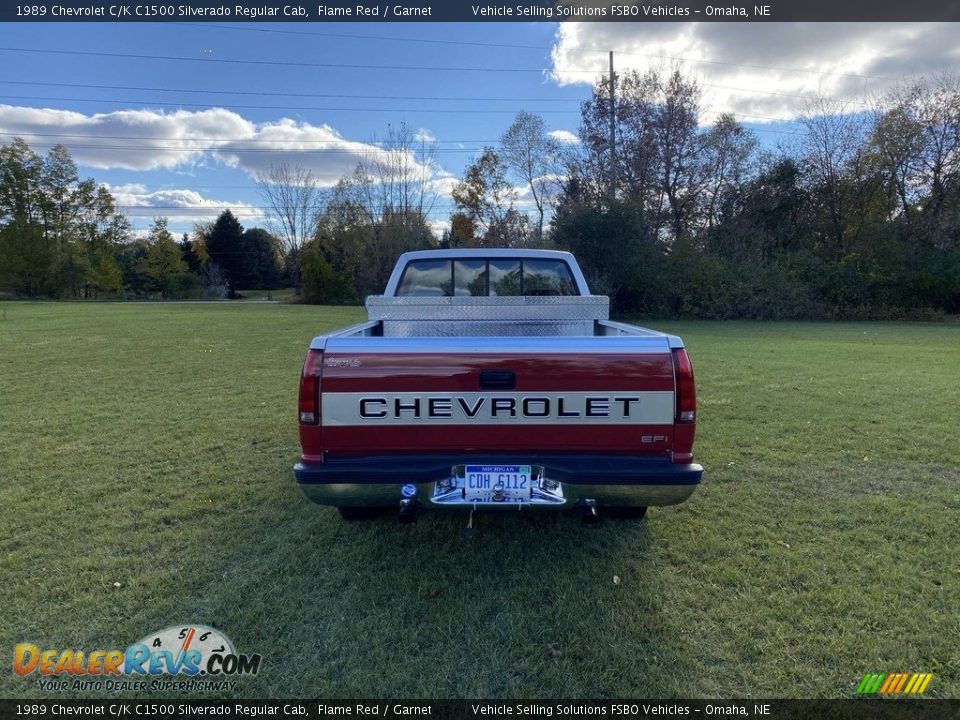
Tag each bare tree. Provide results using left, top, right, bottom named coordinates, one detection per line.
left=255, top=162, right=326, bottom=286
left=651, top=70, right=709, bottom=244
left=314, top=124, right=441, bottom=296
left=702, top=113, right=758, bottom=229
left=914, top=74, right=960, bottom=228
left=500, top=112, right=561, bottom=241
left=353, top=123, right=440, bottom=236
left=799, top=95, right=873, bottom=260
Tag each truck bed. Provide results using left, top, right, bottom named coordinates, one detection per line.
left=314, top=294, right=682, bottom=344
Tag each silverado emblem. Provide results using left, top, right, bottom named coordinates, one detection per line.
left=323, top=357, right=362, bottom=368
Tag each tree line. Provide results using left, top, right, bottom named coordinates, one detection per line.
left=0, top=139, right=285, bottom=299
left=546, top=69, right=960, bottom=318
left=302, top=70, right=958, bottom=318
left=2, top=68, right=958, bottom=318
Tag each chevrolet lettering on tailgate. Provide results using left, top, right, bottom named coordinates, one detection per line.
left=343, top=393, right=673, bottom=424
left=294, top=249, right=703, bottom=523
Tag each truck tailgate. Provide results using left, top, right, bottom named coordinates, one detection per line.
left=316, top=337, right=676, bottom=456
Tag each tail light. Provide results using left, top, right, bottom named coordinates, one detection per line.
left=671, top=347, right=696, bottom=464
left=673, top=347, right=696, bottom=424
left=298, top=350, right=323, bottom=425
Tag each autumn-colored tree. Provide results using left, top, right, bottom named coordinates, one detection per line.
left=140, top=217, right=187, bottom=299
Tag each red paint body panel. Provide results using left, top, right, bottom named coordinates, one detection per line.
left=319, top=353, right=675, bottom=393
left=320, top=424, right=674, bottom=455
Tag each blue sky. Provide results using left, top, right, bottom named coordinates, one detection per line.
left=1, top=21, right=954, bottom=237
left=1, top=22, right=587, bottom=235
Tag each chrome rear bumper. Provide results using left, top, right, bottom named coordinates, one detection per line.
left=294, top=454, right=701, bottom=509
left=298, top=480, right=697, bottom=509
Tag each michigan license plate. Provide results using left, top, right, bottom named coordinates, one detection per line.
left=462, top=465, right=531, bottom=502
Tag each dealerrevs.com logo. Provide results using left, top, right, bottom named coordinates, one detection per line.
left=13, top=625, right=262, bottom=693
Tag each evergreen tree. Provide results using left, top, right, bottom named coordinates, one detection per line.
left=178, top=233, right=203, bottom=274
left=203, top=210, right=245, bottom=297
left=242, top=227, right=282, bottom=290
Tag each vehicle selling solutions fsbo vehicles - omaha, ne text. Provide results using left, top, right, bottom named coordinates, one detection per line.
left=294, top=249, right=702, bottom=522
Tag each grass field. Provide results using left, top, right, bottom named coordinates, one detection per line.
left=1, top=302, right=957, bottom=699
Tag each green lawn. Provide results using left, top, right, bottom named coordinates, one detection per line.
left=1, top=303, right=957, bottom=699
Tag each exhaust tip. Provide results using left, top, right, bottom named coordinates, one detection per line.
left=580, top=499, right=600, bottom=525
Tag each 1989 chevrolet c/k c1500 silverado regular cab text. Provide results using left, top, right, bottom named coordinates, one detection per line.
left=294, top=249, right=703, bottom=523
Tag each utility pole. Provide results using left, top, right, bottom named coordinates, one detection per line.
left=608, top=50, right=617, bottom=203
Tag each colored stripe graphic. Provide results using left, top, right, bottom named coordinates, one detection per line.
left=884, top=674, right=898, bottom=694
left=857, top=673, right=884, bottom=694
left=858, top=672, right=933, bottom=695
left=893, top=673, right=909, bottom=693
left=904, top=674, right=919, bottom=694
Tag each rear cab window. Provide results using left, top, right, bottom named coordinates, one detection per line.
left=396, top=258, right=579, bottom=297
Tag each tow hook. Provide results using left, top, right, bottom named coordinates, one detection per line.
left=399, top=484, right=418, bottom=524
left=580, top=499, right=600, bottom=524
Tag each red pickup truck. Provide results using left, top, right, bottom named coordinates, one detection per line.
left=294, top=249, right=702, bottom=522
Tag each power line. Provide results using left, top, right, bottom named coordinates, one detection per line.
left=4, top=126, right=797, bottom=158
left=0, top=79, right=582, bottom=104
left=116, top=204, right=470, bottom=209
left=0, top=46, right=598, bottom=74
left=0, top=140, right=500, bottom=153
left=0, top=118, right=800, bottom=145
left=0, top=91, right=811, bottom=130
left=176, top=23, right=895, bottom=82
left=0, top=131, right=507, bottom=144
left=107, top=185, right=258, bottom=189
left=120, top=205, right=465, bottom=210
left=0, top=48, right=880, bottom=110
left=0, top=94, right=575, bottom=115
left=0, top=80, right=873, bottom=112
left=176, top=23, right=552, bottom=51
left=31, top=43, right=864, bottom=88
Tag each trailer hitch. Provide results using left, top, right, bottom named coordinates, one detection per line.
left=399, top=484, right=418, bottom=523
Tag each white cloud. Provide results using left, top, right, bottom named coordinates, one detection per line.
left=429, top=175, right=460, bottom=197
left=0, top=106, right=250, bottom=171
left=512, top=174, right=565, bottom=207
left=104, top=184, right=265, bottom=224
left=0, top=105, right=445, bottom=186
left=414, top=128, right=437, bottom=143
left=548, top=129, right=581, bottom=145
left=213, top=117, right=415, bottom=185
left=550, top=22, right=960, bottom=122
left=427, top=218, right=449, bottom=238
